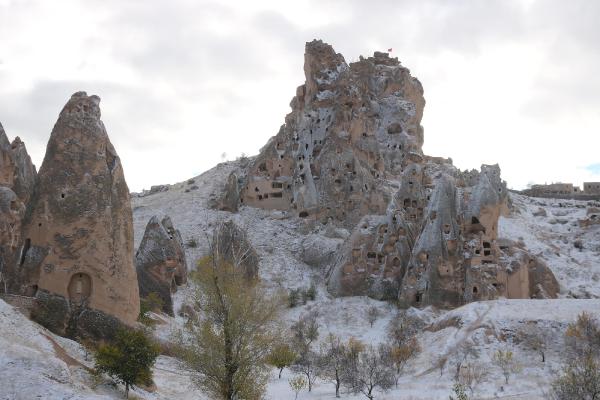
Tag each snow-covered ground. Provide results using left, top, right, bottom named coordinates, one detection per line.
left=2, top=162, right=600, bottom=399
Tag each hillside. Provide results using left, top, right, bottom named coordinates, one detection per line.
left=1, top=159, right=599, bottom=399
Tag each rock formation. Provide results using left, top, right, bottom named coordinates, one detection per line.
left=237, top=41, right=424, bottom=227
left=216, top=40, right=560, bottom=308
left=213, top=220, right=259, bottom=278
left=12, top=92, right=139, bottom=338
left=136, top=215, right=187, bottom=315
left=0, top=123, right=36, bottom=293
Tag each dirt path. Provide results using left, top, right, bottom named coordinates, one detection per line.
left=41, top=332, right=91, bottom=371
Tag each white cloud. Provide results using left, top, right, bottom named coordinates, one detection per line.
left=0, top=0, right=598, bottom=191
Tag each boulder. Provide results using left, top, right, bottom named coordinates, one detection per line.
left=136, top=215, right=188, bottom=315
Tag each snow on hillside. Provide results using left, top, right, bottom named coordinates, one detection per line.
left=499, top=193, right=600, bottom=298
left=2, top=163, right=600, bottom=399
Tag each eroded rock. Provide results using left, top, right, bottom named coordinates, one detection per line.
left=14, top=92, right=139, bottom=337
left=136, top=215, right=187, bottom=315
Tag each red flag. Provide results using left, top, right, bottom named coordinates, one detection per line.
left=387, top=48, right=392, bottom=52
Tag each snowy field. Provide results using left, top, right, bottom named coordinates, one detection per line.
left=1, top=161, right=599, bottom=399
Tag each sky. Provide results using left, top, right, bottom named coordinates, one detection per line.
left=0, top=0, right=599, bottom=192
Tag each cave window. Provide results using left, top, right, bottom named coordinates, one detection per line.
left=415, top=292, right=421, bottom=303
left=61, top=193, right=65, bottom=199
left=472, top=216, right=480, bottom=225
left=299, top=211, right=309, bottom=218
left=259, top=163, right=267, bottom=172
left=264, top=194, right=269, bottom=199
left=392, top=257, right=401, bottom=267
left=305, top=143, right=309, bottom=150
left=472, top=286, right=478, bottom=294
left=258, top=195, right=263, bottom=200
left=444, top=224, right=451, bottom=234
left=483, top=242, right=491, bottom=248
left=335, top=179, right=342, bottom=184
left=403, top=199, right=410, bottom=207
left=272, top=182, right=283, bottom=189
left=254, top=187, right=259, bottom=192
left=412, top=200, right=417, bottom=207
left=271, top=192, right=283, bottom=198
left=367, top=252, right=376, bottom=259
left=38, top=222, right=42, bottom=227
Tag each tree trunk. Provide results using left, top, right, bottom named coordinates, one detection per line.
left=125, top=383, right=129, bottom=399
left=279, top=367, right=283, bottom=379
left=335, top=371, right=340, bottom=397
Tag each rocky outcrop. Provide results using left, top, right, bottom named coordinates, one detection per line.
left=13, top=92, right=139, bottom=337
left=219, top=40, right=558, bottom=308
left=0, top=123, right=36, bottom=293
left=136, top=215, right=187, bottom=315
left=236, top=40, right=425, bottom=228
left=213, top=220, right=259, bottom=278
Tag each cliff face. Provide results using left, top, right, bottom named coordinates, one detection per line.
left=0, top=123, right=36, bottom=294
left=221, top=40, right=559, bottom=308
left=14, top=92, right=139, bottom=336
left=240, top=40, right=425, bottom=228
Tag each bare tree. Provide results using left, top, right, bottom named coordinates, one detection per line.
left=343, top=343, right=395, bottom=400
left=520, top=323, right=548, bottom=363
left=381, top=337, right=420, bottom=387
left=457, top=361, right=487, bottom=397
left=317, top=334, right=346, bottom=397
left=367, top=306, right=380, bottom=328
left=492, top=349, right=522, bottom=385
left=451, top=339, right=480, bottom=381
left=291, top=312, right=320, bottom=392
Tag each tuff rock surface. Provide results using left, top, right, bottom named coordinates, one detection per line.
left=136, top=215, right=187, bottom=315
left=12, top=92, right=139, bottom=336
left=214, top=40, right=559, bottom=307
left=0, top=122, right=36, bottom=293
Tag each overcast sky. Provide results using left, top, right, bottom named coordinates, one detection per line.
left=0, top=0, right=599, bottom=192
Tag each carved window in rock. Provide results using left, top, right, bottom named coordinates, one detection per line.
left=68, top=273, right=92, bottom=303
left=443, top=224, right=451, bottom=234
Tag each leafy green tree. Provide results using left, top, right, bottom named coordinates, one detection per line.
left=178, top=253, right=282, bottom=400
left=267, top=343, right=297, bottom=379
left=94, top=329, right=159, bottom=398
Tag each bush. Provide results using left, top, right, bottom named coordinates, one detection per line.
left=288, top=288, right=302, bottom=308
left=267, top=343, right=297, bottom=379
left=94, top=329, right=159, bottom=398
left=138, top=292, right=163, bottom=326
left=289, top=375, right=307, bottom=400
left=303, top=283, right=317, bottom=302
left=551, top=355, right=600, bottom=399
left=186, top=238, right=198, bottom=248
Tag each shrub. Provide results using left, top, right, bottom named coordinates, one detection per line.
left=267, top=343, right=297, bottom=379
left=288, top=288, right=302, bottom=308
left=289, top=375, right=307, bottom=400
left=94, top=329, right=159, bottom=398
left=186, top=238, right=198, bottom=248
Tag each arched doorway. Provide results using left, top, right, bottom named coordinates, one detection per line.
left=68, top=273, right=92, bottom=303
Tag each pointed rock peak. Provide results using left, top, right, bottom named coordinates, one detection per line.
left=0, top=122, right=9, bottom=149
left=303, top=40, right=348, bottom=97
left=58, top=91, right=102, bottom=123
